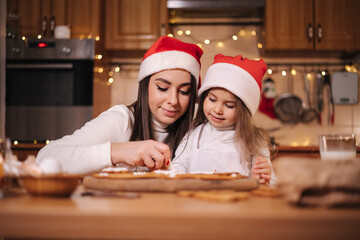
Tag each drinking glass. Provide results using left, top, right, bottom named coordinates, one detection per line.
left=319, top=134, right=357, bottom=161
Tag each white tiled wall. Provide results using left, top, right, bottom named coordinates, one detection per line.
left=108, top=25, right=360, bottom=146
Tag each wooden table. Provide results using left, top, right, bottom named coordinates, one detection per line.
left=0, top=186, right=359, bottom=240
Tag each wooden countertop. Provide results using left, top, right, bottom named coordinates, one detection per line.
left=0, top=185, right=359, bottom=240
left=276, top=145, right=360, bottom=152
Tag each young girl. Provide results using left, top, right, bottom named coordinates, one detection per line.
left=35, top=36, right=203, bottom=174
left=172, top=54, right=276, bottom=184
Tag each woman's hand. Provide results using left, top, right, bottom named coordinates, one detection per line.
left=110, top=140, right=171, bottom=170
left=251, top=156, right=271, bottom=184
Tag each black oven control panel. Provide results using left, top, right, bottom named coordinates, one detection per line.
left=6, top=39, right=94, bottom=60
left=28, top=41, right=56, bottom=48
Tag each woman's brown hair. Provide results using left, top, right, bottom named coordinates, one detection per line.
left=128, top=74, right=197, bottom=157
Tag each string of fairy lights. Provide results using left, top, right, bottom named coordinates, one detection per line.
left=98, top=26, right=358, bottom=86
left=24, top=28, right=358, bottom=89
left=99, top=25, right=265, bottom=86
left=167, top=26, right=264, bottom=50
left=265, top=64, right=358, bottom=81
left=89, top=25, right=358, bottom=87
left=167, top=26, right=358, bottom=78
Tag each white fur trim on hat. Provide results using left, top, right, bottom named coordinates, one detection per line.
left=137, top=50, right=200, bottom=84
left=198, top=63, right=261, bottom=116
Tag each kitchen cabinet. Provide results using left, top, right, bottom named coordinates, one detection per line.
left=7, top=0, right=100, bottom=39
left=265, top=0, right=357, bottom=51
left=104, top=0, right=168, bottom=50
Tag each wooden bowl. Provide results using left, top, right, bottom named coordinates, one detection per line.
left=21, top=174, right=82, bottom=197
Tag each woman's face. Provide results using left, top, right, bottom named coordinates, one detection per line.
left=148, top=69, right=192, bottom=125
left=203, top=88, right=236, bottom=128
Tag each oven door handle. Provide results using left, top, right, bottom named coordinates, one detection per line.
left=6, top=63, right=73, bottom=69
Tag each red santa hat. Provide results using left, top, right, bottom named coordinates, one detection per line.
left=138, top=36, right=203, bottom=87
left=198, top=54, right=267, bottom=116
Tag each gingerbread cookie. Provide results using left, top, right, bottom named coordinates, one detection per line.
left=177, top=190, right=249, bottom=202
left=176, top=190, right=196, bottom=197
left=251, top=185, right=282, bottom=197
left=194, top=190, right=249, bottom=202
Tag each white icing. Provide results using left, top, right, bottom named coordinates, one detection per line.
left=133, top=172, right=148, bottom=176
left=190, top=171, right=216, bottom=175
left=153, top=169, right=178, bottom=178
left=102, top=166, right=129, bottom=172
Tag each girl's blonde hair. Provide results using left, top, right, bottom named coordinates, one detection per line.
left=233, top=96, right=275, bottom=159
left=192, top=89, right=275, bottom=160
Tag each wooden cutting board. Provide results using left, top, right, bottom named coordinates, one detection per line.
left=83, top=176, right=259, bottom=192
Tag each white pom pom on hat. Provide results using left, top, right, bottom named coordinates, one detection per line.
left=137, top=36, right=203, bottom=88
left=198, top=54, right=267, bottom=116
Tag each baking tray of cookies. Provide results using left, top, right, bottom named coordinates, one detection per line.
left=83, top=171, right=259, bottom=192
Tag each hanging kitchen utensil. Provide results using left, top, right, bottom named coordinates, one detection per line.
left=259, top=77, right=277, bottom=119
left=300, top=73, right=318, bottom=123
left=323, top=70, right=334, bottom=125
left=315, top=71, right=324, bottom=124
left=274, top=71, right=303, bottom=124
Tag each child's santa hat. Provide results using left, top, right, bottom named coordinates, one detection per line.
left=198, top=54, right=267, bottom=116
left=138, top=36, right=203, bottom=87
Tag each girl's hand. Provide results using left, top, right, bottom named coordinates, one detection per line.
left=111, top=140, right=171, bottom=170
left=251, top=156, right=271, bottom=184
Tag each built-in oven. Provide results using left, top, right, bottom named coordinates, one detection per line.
left=6, top=39, right=94, bottom=142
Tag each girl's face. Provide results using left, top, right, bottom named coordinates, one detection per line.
left=148, top=69, right=192, bottom=125
left=203, top=88, right=237, bottom=128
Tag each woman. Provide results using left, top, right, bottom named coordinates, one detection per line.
left=35, top=36, right=203, bottom=174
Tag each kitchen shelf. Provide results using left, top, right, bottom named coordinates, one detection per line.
left=276, top=145, right=360, bottom=153
left=276, top=146, right=319, bottom=153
